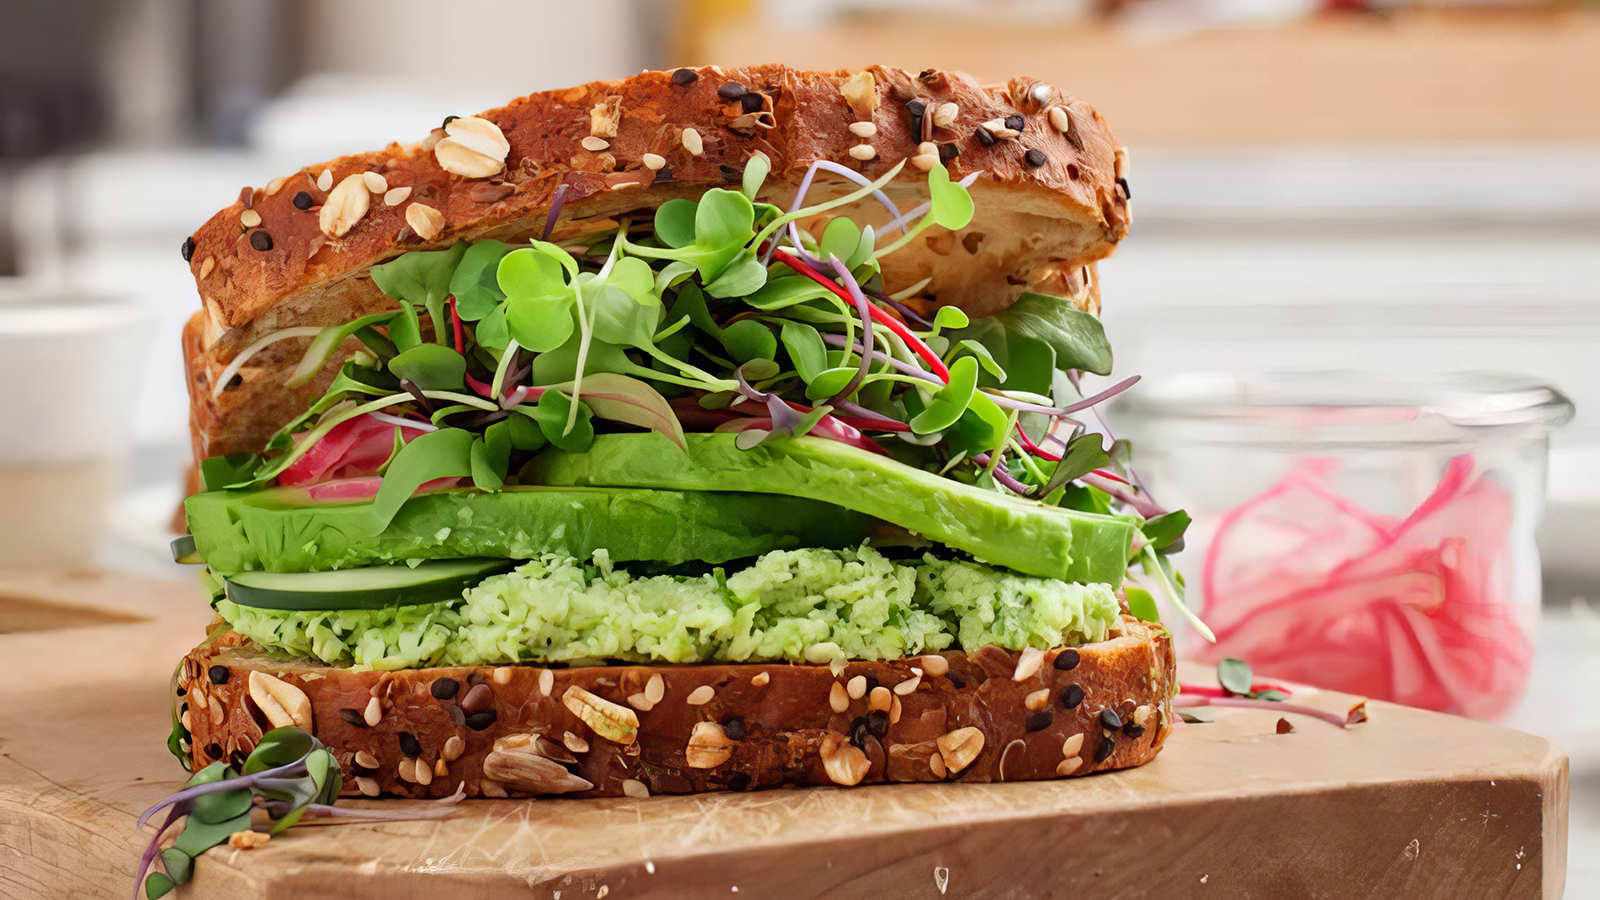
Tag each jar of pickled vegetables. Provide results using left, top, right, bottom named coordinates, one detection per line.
left=1112, top=372, right=1573, bottom=721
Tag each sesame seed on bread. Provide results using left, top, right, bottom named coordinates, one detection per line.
left=182, top=64, right=1129, bottom=462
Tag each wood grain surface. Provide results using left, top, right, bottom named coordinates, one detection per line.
left=0, top=571, right=1568, bottom=899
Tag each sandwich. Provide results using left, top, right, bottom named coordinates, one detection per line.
left=167, top=64, right=1189, bottom=802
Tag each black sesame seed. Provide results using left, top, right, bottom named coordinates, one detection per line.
left=974, top=127, right=997, bottom=147
left=718, top=164, right=742, bottom=183
left=292, top=190, right=313, bottom=210
left=671, top=68, right=699, bottom=86
left=1025, top=711, right=1053, bottom=732
left=230, top=750, right=249, bottom=769
left=249, top=230, right=273, bottom=251
left=441, top=114, right=459, bottom=129
left=1005, top=114, right=1026, bottom=132
left=466, top=710, right=498, bottom=731
left=180, top=702, right=188, bottom=715
left=938, top=143, right=960, bottom=164
left=1116, top=176, right=1131, bottom=199
left=448, top=705, right=465, bottom=727
left=738, top=92, right=764, bottom=114
left=176, top=686, right=186, bottom=696
left=865, top=709, right=889, bottom=737
left=204, top=742, right=223, bottom=760
left=717, top=82, right=748, bottom=100
left=208, top=664, right=231, bottom=684
left=1123, top=723, right=1147, bottom=739
left=946, top=670, right=967, bottom=689
left=398, top=731, right=421, bottom=758
left=721, top=716, right=746, bottom=740
left=350, top=759, right=377, bottom=777
left=1094, top=736, right=1115, bottom=763
left=905, top=98, right=927, bottom=117
left=1099, top=708, right=1123, bottom=731
left=849, top=716, right=870, bottom=748
left=430, top=677, right=460, bottom=700
left=338, top=708, right=368, bottom=728
left=1060, top=684, right=1085, bottom=709
left=728, top=771, right=752, bottom=791
left=181, top=236, right=196, bottom=262
left=1053, top=649, right=1080, bottom=671
left=862, top=675, right=880, bottom=694
left=1024, top=149, right=1047, bottom=168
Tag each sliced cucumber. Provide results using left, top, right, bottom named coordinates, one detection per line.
left=171, top=534, right=203, bottom=565
left=224, top=558, right=517, bottom=611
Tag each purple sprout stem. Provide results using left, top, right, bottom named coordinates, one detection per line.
left=825, top=257, right=876, bottom=404
left=541, top=183, right=570, bottom=242
left=820, top=334, right=941, bottom=383
left=982, top=375, right=1141, bottom=417
left=133, top=807, right=185, bottom=900
left=1080, top=472, right=1165, bottom=518
left=136, top=759, right=306, bottom=829
left=1174, top=695, right=1365, bottom=729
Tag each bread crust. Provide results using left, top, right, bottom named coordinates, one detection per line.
left=182, top=64, right=1128, bottom=461
left=180, top=617, right=1173, bottom=799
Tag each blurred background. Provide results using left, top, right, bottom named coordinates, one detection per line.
left=0, top=0, right=1595, bottom=887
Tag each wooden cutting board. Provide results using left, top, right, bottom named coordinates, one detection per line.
left=0, top=571, right=1568, bottom=899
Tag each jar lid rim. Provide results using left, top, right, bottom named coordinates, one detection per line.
left=1116, top=371, right=1575, bottom=431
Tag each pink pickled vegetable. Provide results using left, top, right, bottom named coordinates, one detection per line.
left=279, top=414, right=429, bottom=487
left=303, top=476, right=460, bottom=502
left=1197, top=454, right=1531, bottom=720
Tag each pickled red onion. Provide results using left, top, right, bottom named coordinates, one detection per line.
left=1196, top=454, right=1531, bottom=720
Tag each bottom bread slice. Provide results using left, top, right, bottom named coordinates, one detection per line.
left=178, top=616, right=1175, bottom=799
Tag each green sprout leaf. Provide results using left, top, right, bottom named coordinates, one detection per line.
left=286, top=310, right=401, bottom=387
left=369, top=242, right=467, bottom=344
left=910, top=355, right=980, bottom=434
left=741, top=151, right=771, bottom=200
left=927, top=162, right=975, bottom=230
left=545, top=373, right=685, bottom=449
left=720, top=319, right=777, bottom=363
left=745, top=275, right=837, bottom=311
left=1141, top=510, right=1192, bottom=551
left=1218, top=658, right=1254, bottom=696
left=1125, top=586, right=1161, bottom=624
left=703, top=249, right=769, bottom=298
left=1039, top=432, right=1111, bottom=497
left=365, top=428, right=475, bottom=533
left=953, top=292, right=1113, bottom=376
left=387, top=344, right=466, bottom=391
left=654, top=199, right=697, bottom=248
left=389, top=301, right=422, bottom=352
left=448, top=239, right=512, bottom=320
left=500, top=244, right=581, bottom=353
left=144, top=872, right=175, bottom=899
left=244, top=727, right=315, bottom=774
left=781, top=321, right=828, bottom=382
left=198, top=453, right=261, bottom=492
left=527, top=389, right=595, bottom=451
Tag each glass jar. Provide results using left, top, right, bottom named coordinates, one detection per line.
left=1112, top=372, right=1573, bottom=721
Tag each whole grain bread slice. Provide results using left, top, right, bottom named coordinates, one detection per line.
left=182, top=64, right=1129, bottom=460
left=179, top=617, right=1173, bottom=799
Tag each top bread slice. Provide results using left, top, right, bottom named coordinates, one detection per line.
left=182, top=64, right=1131, bottom=461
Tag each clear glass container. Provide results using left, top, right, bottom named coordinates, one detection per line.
left=1112, top=371, right=1573, bottom=720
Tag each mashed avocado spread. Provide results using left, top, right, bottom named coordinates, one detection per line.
left=218, top=544, right=1120, bottom=671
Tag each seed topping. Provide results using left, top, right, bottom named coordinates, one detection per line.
left=686, top=684, right=715, bottom=705
left=936, top=727, right=984, bottom=774
left=240, top=209, right=261, bottom=228
left=932, top=102, right=959, bottom=128
left=319, top=174, right=370, bottom=238
left=434, top=116, right=510, bottom=178
left=868, top=686, right=892, bottom=712
left=670, top=68, right=698, bottom=86
left=893, top=671, right=922, bottom=695
left=1053, top=648, right=1081, bottom=671
left=846, top=675, right=868, bottom=699
left=1099, top=708, right=1123, bottom=731
left=820, top=732, right=870, bottom=786
left=460, top=682, right=493, bottom=713
left=642, top=152, right=666, bottom=170
left=563, top=685, right=639, bottom=744
left=848, top=144, right=877, bottom=162
left=686, top=721, right=733, bottom=768
left=291, top=191, right=313, bottom=210
left=840, top=70, right=877, bottom=117
left=247, top=671, right=312, bottom=731
left=181, top=237, right=196, bottom=262
left=1013, top=646, right=1046, bottom=681
left=538, top=669, right=554, bottom=696
left=383, top=186, right=411, bottom=207
left=1060, top=684, right=1085, bottom=709
left=1094, top=735, right=1116, bottom=763
left=361, top=171, right=387, bottom=193
left=405, top=203, right=445, bottom=241
left=681, top=127, right=704, bottom=156
left=1024, top=149, right=1047, bottom=168
left=920, top=655, right=949, bottom=677
left=622, top=778, right=650, bottom=798
left=1024, top=689, right=1051, bottom=712
left=316, top=169, right=333, bottom=191
left=430, top=677, right=460, bottom=700
left=1057, top=757, right=1082, bottom=776
left=363, top=696, right=382, bottom=726
left=1025, top=711, right=1053, bottom=732
left=581, top=135, right=611, bottom=152
left=751, top=671, right=770, bottom=687
left=717, top=82, right=747, bottom=100
left=829, top=681, right=850, bottom=713
left=848, top=121, right=877, bottom=138
left=974, top=127, right=997, bottom=147
left=442, top=736, right=465, bottom=762
left=208, top=665, right=230, bottom=685
left=910, top=142, right=939, bottom=171
left=1004, top=114, right=1026, bottom=132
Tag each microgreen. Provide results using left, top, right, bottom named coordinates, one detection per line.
left=369, top=242, right=467, bottom=344
left=1217, top=658, right=1254, bottom=696
left=952, top=292, right=1114, bottom=377
left=136, top=727, right=457, bottom=899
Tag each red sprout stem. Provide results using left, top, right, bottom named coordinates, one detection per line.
left=772, top=248, right=951, bottom=382
left=448, top=297, right=464, bottom=354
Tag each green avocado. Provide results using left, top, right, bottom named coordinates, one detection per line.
left=186, top=485, right=878, bottom=576
left=529, top=434, right=1133, bottom=585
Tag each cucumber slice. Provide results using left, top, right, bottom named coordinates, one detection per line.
left=224, top=558, right=517, bottom=611
left=171, top=534, right=203, bottom=565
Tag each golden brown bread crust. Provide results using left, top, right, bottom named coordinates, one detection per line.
left=183, top=64, right=1128, bottom=461
left=179, top=617, right=1174, bottom=799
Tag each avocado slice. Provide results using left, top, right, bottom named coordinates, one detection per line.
left=185, top=485, right=879, bottom=576
left=530, top=434, right=1133, bottom=585
left=225, top=558, right=517, bottom=611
